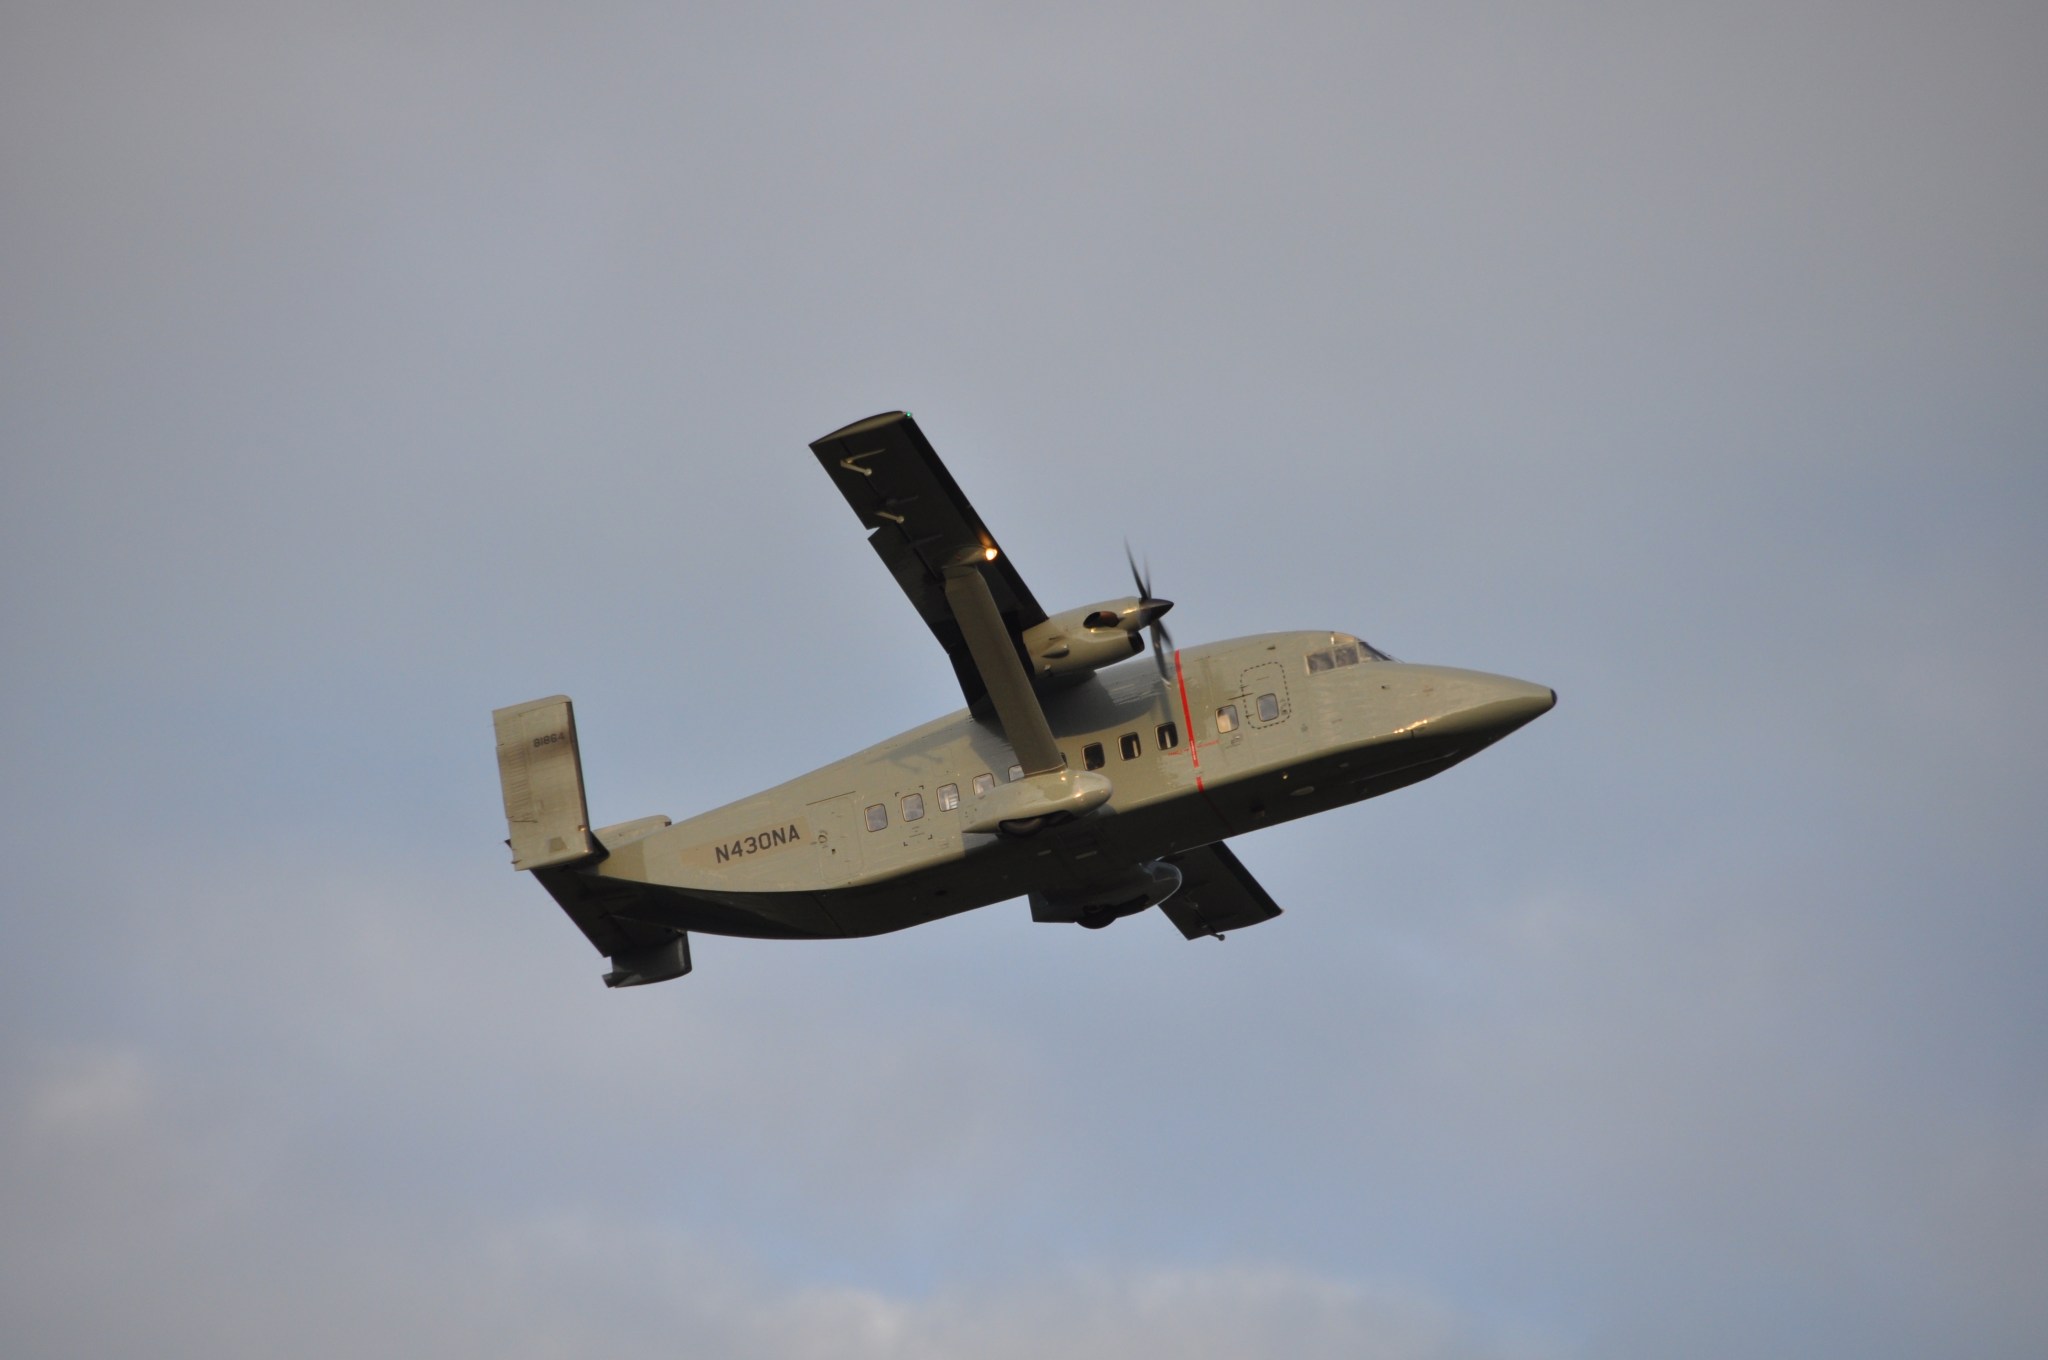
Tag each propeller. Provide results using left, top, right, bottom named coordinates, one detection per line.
left=1125, top=541, right=1176, bottom=678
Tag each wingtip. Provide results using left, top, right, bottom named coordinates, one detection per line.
left=814, top=410, right=910, bottom=445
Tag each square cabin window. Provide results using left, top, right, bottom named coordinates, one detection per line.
left=1257, top=692, right=1280, bottom=722
left=1307, top=650, right=1334, bottom=674
left=1216, top=704, right=1239, bottom=734
left=938, top=783, right=960, bottom=811
left=1084, top=743, right=1105, bottom=771
left=1008, top=763, right=1024, bottom=782
left=1120, top=732, right=1143, bottom=760
left=1157, top=722, right=1179, bottom=750
left=1332, top=644, right=1359, bottom=667
left=901, top=792, right=925, bottom=822
left=973, top=772, right=995, bottom=797
left=864, top=803, right=888, bottom=832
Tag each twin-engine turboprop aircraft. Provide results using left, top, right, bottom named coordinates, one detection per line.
left=493, top=412, right=1555, bottom=986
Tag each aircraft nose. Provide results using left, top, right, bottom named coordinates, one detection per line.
left=1494, top=677, right=1557, bottom=725
left=1427, top=671, right=1557, bottom=741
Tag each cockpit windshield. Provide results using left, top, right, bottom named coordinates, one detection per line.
left=1304, top=633, right=1392, bottom=675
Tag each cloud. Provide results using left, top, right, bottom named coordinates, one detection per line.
left=4, top=2, right=2047, bottom=1357
left=0, top=1039, right=1553, bottom=1360
left=11, top=839, right=2045, bottom=1358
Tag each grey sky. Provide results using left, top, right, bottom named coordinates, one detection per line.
left=4, top=3, right=2045, bottom=1357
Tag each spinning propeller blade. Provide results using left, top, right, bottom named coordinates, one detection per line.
left=1125, top=541, right=1176, bottom=679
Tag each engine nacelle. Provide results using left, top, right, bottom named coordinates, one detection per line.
left=1021, top=597, right=1156, bottom=681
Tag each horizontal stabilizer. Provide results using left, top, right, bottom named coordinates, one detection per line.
left=494, top=695, right=599, bottom=870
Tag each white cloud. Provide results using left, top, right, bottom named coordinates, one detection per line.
left=3, top=3, right=2046, bottom=1357
left=0, top=1040, right=1552, bottom=1360
left=17, top=1045, right=155, bottom=1134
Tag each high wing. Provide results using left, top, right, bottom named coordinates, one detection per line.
left=1159, top=841, right=1285, bottom=939
left=810, top=412, right=1047, bottom=713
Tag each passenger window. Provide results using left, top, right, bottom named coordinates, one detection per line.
left=938, top=783, right=960, bottom=811
left=1084, top=743, right=1105, bottom=771
left=1216, top=704, right=1238, bottom=734
left=1257, top=692, right=1280, bottom=722
left=1008, top=764, right=1024, bottom=782
left=1307, top=650, right=1334, bottom=673
left=864, top=803, right=888, bottom=832
left=1333, top=644, right=1359, bottom=667
left=1157, top=722, right=1178, bottom=750
left=902, top=792, right=924, bottom=821
left=1120, top=732, right=1142, bottom=760
left=973, top=773, right=995, bottom=797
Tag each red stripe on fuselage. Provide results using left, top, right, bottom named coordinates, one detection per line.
left=1172, top=648, right=1204, bottom=792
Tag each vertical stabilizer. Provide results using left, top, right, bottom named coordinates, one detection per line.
left=494, top=695, right=599, bottom=870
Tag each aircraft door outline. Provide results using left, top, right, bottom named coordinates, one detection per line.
left=806, top=792, right=864, bottom=885
left=1240, top=662, right=1292, bottom=728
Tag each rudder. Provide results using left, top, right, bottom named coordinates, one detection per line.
left=494, top=695, right=599, bottom=870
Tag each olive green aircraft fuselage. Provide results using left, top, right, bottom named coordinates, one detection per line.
left=493, top=413, right=1553, bottom=985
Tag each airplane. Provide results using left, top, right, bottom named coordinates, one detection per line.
left=493, top=411, right=1555, bottom=986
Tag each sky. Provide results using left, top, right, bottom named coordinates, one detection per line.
left=3, top=2, right=2045, bottom=1356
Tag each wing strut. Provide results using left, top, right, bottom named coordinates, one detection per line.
left=944, top=562, right=1064, bottom=775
